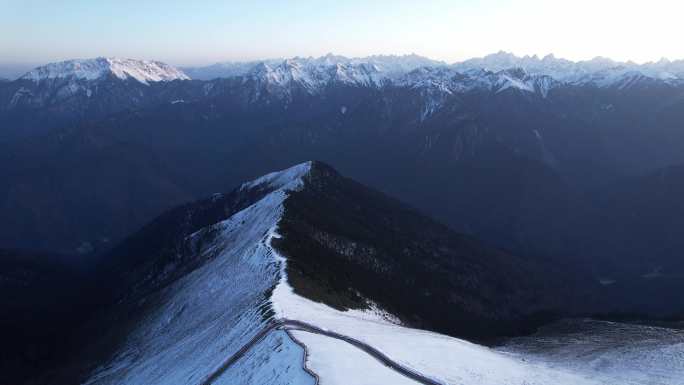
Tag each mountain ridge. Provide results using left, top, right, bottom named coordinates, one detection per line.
left=2, top=161, right=575, bottom=383
left=20, top=57, right=189, bottom=84
left=7, top=161, right=681, bottom=385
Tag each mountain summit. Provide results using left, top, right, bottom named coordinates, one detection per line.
left=21, top=57, right=189, bottom=85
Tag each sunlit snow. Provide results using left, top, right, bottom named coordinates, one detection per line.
left=22, top=57, right=189, bottom=85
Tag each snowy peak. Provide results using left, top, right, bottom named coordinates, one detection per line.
left=21, top=57, right=189, bottom=85
left=240, top=161, right=313, bottom=192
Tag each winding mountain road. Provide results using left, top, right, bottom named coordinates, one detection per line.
left=199, top=318, right=445, bottom=385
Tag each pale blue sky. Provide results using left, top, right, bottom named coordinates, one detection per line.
left=1, top=0, right=681, bottom=66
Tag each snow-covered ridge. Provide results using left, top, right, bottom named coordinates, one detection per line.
left=80, top=161, right=684, bottom=385
left=21, top=57, right=190, bottom=85
left=187, top=52, right=684, bottom=100
left=242, top=59, right=385, bottom=94
left=83, top=162, right=315, bottom=385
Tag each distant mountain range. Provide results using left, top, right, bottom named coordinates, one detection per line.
left=5, top=51, right=684, bottom=87
left=182, top=53, right=446, bottom=80
left=182, top=51, right=684, bottom=85
left=4, top=52, right=684, bottom=140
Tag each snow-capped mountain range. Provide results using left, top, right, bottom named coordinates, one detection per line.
left=15, top=51, right=684, bottom=93
left=456, top=51, right=684, bottom=84
left=219, top=56, right=559, bottom=99
left=182, top=51, right=684, bottom=95
left=5, top=51, right=684, bottom=140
